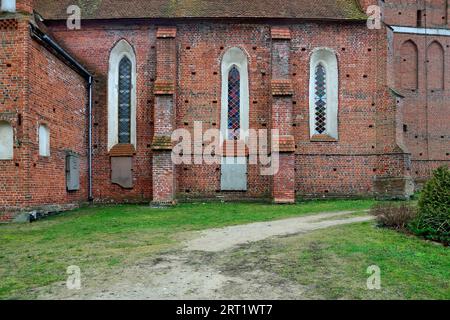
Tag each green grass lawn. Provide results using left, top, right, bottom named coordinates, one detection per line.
left=267, top=222, right=450, bottom=299
left=0, top=199, right=374, bottom=299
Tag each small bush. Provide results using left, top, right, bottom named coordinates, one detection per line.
left=370, top=203, right=417, bottom=230
left=410, top=166, right=450, bottom=244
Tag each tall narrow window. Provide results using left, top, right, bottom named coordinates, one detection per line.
left=417, top=10, right=423, bottom=27
left=309, top=48, right=339, bottom=139
left=108, top=39, right=137, bottom=151
left=221, top=47, right=249, bottom=142
left=0, top=121, right=13, bottom=160
left=228, top=65, right=241, bottom=140
left=220, top=47, right=249, bottom=192
left=314, top=63, right=327, bottom=134
left=38, top=124, right=50, bottom=157
left=118, top=57, right=132, bottom=143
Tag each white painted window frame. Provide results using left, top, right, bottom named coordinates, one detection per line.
left=221, top=47, right=250, bottom=143
left=108, top=39, right=137, bottom=151
left=0, top=121, right=14, bottom=160
left=309, top=48, right=339, bottom=139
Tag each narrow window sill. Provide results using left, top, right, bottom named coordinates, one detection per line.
left=310, top=134, right=337, bottom=142
left=109, top=143, right=136, bottom=157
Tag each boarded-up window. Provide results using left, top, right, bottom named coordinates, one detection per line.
left=427, top=41, right=444, bottom=90
left=111, top=157, right=133, bottom=189
left=39, top=124, right=50, bottom=157
left=400, top=40, right=418, bottom=90
left=0, top=121, right=13, bottom=160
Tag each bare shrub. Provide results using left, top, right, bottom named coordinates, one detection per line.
left=370, top=203, right=418, bottom=230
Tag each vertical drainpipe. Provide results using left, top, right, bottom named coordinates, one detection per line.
left=88, top=76, right=93, bottom=202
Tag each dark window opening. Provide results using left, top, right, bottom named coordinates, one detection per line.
left=417, top=10, right=423, bottom=27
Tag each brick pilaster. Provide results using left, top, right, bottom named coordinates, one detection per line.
left=152, top=26, right=177, bottom=205
left=270, top=27, right=296, bottom=204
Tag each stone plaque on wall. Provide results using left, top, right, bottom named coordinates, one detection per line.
left=111, top=156, right=133, bottom=189
left=66, top=153, right=80, bottom=191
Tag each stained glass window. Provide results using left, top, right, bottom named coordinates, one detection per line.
left=228, top=65, right=240, bottom=140
left=118, top=56, right=132, bottom=143
left=314, top=63, right=327, bottom=134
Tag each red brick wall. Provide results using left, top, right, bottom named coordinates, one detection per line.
left=43, top=19, right=410, bottom=201
left=0, top=17, right=30, bottom=216
left=383, top=0, right=449, bottom=28
left=47, top=21, right=155, bottom=203
left=390, top=33, right=450, bottom=188
left=26, top=33, right=89, bottom=207
left=1, top=13, right=90, bottom=220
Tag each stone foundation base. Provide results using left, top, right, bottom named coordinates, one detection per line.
left=373, top=176, right=415, bottom=200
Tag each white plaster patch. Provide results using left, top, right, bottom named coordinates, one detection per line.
left=0, top=121, right=13, bottom=160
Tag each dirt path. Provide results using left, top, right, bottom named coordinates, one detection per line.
left=185, top=210, right=372, bottom=252
left=36, top=210, right=373, bottom=300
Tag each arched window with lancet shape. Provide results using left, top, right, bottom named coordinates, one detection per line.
left=0, top=121, right=13, bottom=160
left=227, top=65, right=241, bottom=140
left=427, top=41, right=444, bottom=90
left=400, top=40, right=418, bottom=90
left=221, top=47, right=249, bottom=142
left=309, top=48, right=339, bottom=139
left=220, top=47, right=249, bottom=192
left=108, top=39, right=137, bottom=150
left=118, top=56, right=132, bottom=143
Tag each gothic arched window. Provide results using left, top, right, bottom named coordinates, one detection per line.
left=228, top=65, right=241, bottom=140
left=309, top=48, right=339, bottom=139
left=118, top=56, right=132, bottom=143
left=221, top=47, right=249, bottom=142
left=107, top=39, right=137, bottom=150
left=314, top=63, right=327, bottom=134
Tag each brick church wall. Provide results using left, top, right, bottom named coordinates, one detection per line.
left=46, top=21, right=155, bottom=203
left=5, top=0, right=445, bottom=214
left=1, top=9, right=90, bottom=221
left=0, top=16, right=29, bottom=219
left=385, top=0, right=450, bottom=189
left=45, top=19, right=402, bottom=201
left=26, top=32, right=89, bottom=208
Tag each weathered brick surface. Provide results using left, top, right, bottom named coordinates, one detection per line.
left=2, top=0, right=448, bottom=217
left=27, top=37, right=89, bottom=206
left=386, top=1, right=450, bottom=189
left=46, top=21, right=155, bottom=204
left=383, top=0, right=449, bottom=28
left=0, top=11, right=90, bottom=221
left=0, top=17, right=29, bottom=214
